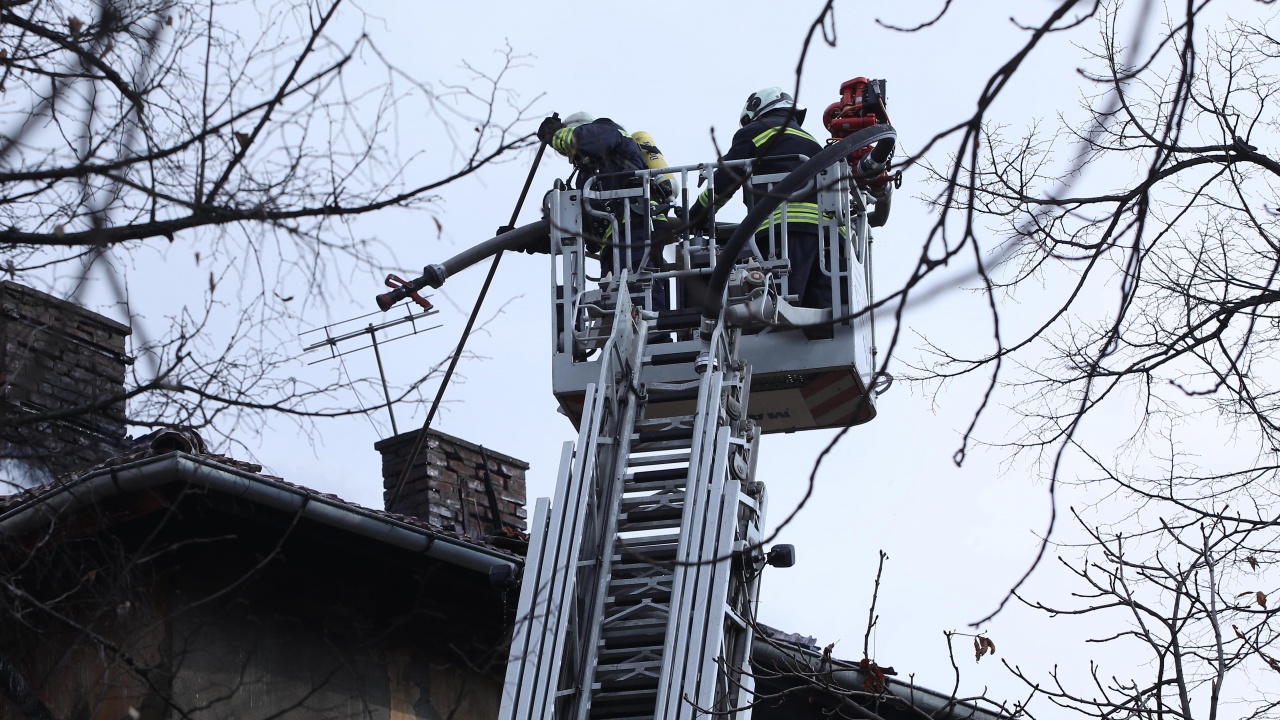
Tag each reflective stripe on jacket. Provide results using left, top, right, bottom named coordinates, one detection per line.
left=695, top=110, right=823, bottom=224
left=549, top=118, right=646, bottom=191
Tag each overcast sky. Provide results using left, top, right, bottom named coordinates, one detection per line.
left=68, top=0, right=1266, bottom=706
left=277, top=0, right=1090, bottom=701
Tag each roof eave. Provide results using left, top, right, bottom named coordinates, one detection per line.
left=0, top=451, right=519, bottom=575
left=752, top=637, right=1012, bottom=720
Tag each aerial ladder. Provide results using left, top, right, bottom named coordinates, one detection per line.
left=377, top=79, right=896, bottom=720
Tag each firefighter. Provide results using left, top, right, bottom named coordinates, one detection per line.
left=690, top=87, right=831, bottom=310
left=537, top=112, right=668, bottom=315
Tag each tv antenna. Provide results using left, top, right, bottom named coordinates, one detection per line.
left=301, top=275, right=441, bottom=434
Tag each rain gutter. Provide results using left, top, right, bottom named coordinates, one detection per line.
left=752, top=638, right=1008, bottom=720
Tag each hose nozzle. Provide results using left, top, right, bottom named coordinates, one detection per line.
left=374, top=264, right=447, bottom=311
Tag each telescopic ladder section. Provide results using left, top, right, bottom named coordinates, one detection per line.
left=501, top=288, right=767, bottom=720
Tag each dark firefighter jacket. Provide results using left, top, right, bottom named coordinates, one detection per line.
left=693, top=110, right=823, bottom=231
left=550, top=118, right=647, bottom=190
left=551, top=118, right=666, bottom=246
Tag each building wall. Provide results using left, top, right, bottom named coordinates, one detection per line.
left=0, top=490, right=514, bottom=720
left=0, top=572, right=505, bottom=720
left=0, top=281, right=131, bottom=484
left=167, top=599, right=502, bottom=719
left=376, top=429, right=528, bottom=537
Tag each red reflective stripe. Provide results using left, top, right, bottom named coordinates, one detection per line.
left=799, top=371, right=844, bottom=400
left=824, top=410, right=857, bottom=426
left=810, top=388, right=854, bottom=422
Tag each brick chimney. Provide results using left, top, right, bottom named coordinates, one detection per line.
left=0, top=282, right=131, bottom=486
left=376, top=429, right=528, bottom=539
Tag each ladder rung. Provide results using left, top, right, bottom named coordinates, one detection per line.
left=586, top=681, right=655, bottom=696
left=600, top=628, right=669, bottom=646
left=595, top=660, right=663, bottom=683
left=607, top=565, right=673, bottom=582
left=600, top=624, right=669, bottom=645
left=588, top=691, right=659, bottom=720
left=629, top=438, right=693, bottom=454
left=613, top=539, right=678, bottom=559
left=616, top=514, right=682, bottom=532
left=601, top=599, right=669, bottom=624
left=623, top=478, right=686, bottom=495
left=628, top=466, right=688, bottom=482
left=600, top=622, right=669, bottom=640
left=625, top=502, right=682, bottom=520
left=612, top=546, right=677, bottom=567
left=595, top=682, right=662, bottom=699
left=588, top=710, right=659, bottom=720
left=608, top=578, right=673, bottom=603
left=625, top=450, right=691, bottom=467
left=607, top=592, right=672, bottom=607
left=600, top=612, right=668, bottom=633
left=612, top=537, right=680, bottom=571
left=618, top=491, right=685, bottom=514
left=633, top=427, right=693, bottom=443
left=609, top=556, right=675, bottom=575
left=615, top=532, right=681, bottom=550
left=597, top=644, right=665, bottom=663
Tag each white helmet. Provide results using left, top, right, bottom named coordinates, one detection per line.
left=563, top=111, right=595, bottom=129
left=739, top=87, right=805, bottom=126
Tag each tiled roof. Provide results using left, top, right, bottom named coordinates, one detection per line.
left=0, top=430, right=526, bottom=562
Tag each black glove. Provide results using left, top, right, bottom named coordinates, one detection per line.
left=537, top=116, right=563, bottom=144
left=684, top=206, right=709, bottom=234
